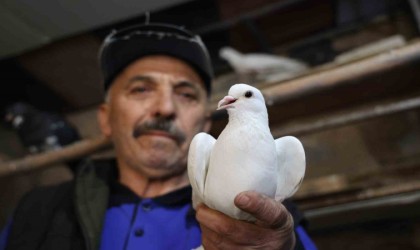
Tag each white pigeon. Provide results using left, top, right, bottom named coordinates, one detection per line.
left=219, top=47, right=308, bottom=76
left=188, top=83, right=305, bottom=221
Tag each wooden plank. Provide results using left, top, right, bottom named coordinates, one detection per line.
left=0, top=136, right=110, bottom=178
left=210, top=40, right=420, bottom=111
left=272, top=95, right=420, bottom=137
left=4, top=42, right=420, bottom=177
left=296, top=164, right=420, bottom=210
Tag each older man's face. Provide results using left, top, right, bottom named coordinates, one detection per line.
left=98, top=55, right=211, bottom=178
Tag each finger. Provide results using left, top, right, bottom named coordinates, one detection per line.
left=234, top=191, right=293, bottom=229
left=200, top=223, right=226, bottom=250
left=196, top=205, right=235, bottom=248
left=196, top=204, right=271, bottom=246
left=196, top=204, right=239, bottom=239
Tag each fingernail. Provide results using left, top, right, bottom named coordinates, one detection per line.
left=236, top=194, right=250, bottom=207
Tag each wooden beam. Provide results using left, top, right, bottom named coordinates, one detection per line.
left=3, top=41, right=420, bottom=178
left=210, top=40, right=420, bottom=111
left=0, top=136, right=111, bottom=178
left=272, top=94, right=420, bottom=137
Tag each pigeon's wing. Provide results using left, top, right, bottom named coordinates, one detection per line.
left=274, top=136, right=306, bottom=201
left=188, top=132, right=216, bottom=208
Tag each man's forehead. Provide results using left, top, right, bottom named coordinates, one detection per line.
left=124, top=74, right=202, bottom=91
left=120, top=55, right=207, bottom=89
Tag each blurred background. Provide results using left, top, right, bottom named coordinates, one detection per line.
left=1, top=0, right=420, bottom=249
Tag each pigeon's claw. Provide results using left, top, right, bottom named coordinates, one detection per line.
left=217, top=96, right=237, bottom=110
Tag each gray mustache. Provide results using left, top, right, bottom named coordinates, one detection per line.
left=132, top=118, right=186, bottom=144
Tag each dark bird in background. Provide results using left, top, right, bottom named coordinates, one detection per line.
left=3, top=102, right=82, bottom=173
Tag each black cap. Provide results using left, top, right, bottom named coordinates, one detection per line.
left=99, top=23, right=214, bottom=94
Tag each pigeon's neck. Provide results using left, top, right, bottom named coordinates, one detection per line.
left=227, top=111, right=269, bottom=129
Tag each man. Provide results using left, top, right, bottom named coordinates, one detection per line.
left=1, top=23, right=316, bottom=249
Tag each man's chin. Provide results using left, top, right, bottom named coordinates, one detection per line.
left=139, top=160, right=186, bottom=179
left=130, top=137, right=187, bottom=175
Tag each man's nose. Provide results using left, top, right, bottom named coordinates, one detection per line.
left=153, top=91, right=176, bottom=118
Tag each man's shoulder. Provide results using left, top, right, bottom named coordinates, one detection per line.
left=19, top=158, right=117, bottom=205
left=17, top=158, right=115, bottom=205
left=16, top=181, right=75, bottom=214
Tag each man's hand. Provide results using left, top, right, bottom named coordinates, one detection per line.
left=196, top=191, right=295, bottom=250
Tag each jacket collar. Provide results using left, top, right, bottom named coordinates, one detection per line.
left=74, top=158, right=194, bottom=249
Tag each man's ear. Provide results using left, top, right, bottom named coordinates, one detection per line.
left=97, top=103, right=112, bottom=137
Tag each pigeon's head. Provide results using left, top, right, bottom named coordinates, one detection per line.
left=219, top=47, right=240, bottom=59
left=3, top=102, right=36, bottom=129
left=217, top=83, right=266, bottom=114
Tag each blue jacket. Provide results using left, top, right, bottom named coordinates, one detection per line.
left=1, top=159, right=316, bottom=250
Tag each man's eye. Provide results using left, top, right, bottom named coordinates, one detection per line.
left=131, top=86, right=148, bottom=93
left=178, top=92, right=197, bottom=100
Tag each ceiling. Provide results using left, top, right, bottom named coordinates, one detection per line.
left=0, top=0, right=193, bottom=59
left=0, top=0, right=412, bottom=114
left=0, top=0, right=226, bottom=113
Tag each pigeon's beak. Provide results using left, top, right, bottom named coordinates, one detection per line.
left=217, top=96, right=237, bottom=110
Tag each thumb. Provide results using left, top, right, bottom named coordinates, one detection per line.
left=235, top=191, right=293, bottom=228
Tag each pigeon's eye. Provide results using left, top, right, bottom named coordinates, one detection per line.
left=245, top=91, right=253, bottom=98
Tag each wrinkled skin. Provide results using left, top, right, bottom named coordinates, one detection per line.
left=98, top=55, right=211, bottom=194
left=197, top=191, right=295, bottom=250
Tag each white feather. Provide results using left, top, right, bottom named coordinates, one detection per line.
left=188, top=133, right=215, bottom=208
left=274, top=136, right=306, bottom=201
left=188, top=83, right=306, bottom=222
left=219, top=47, right=308, bottom=74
